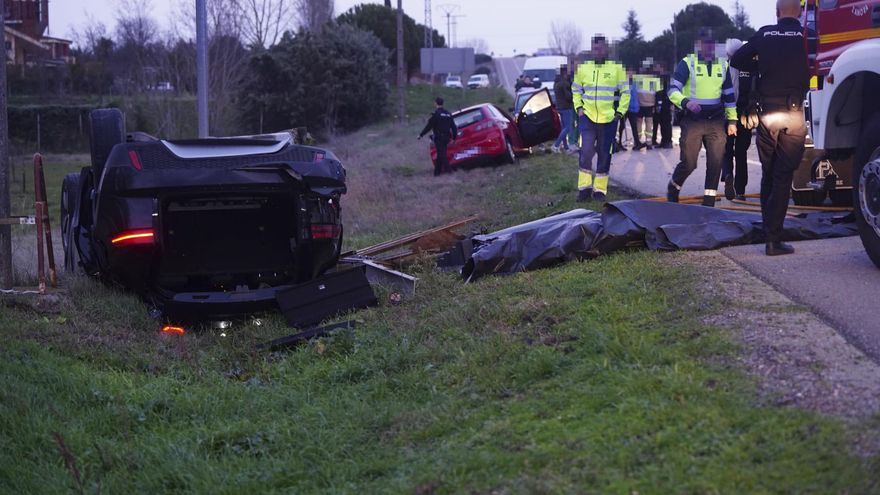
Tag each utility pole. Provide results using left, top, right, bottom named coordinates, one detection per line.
left=396, top=0, right=406, bottom=124
left=438, top=4, right=459, bottom=47
left=424, top=0, right=434, bottom=84
left=0, top=0, right=12, bottom=289
left=196, top=0, right=209, bottom=138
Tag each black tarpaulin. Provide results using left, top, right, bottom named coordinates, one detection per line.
left=462, top=200, right=858, bottom=280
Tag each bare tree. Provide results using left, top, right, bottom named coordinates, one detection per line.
left=460, top=38, right=489, bottom=55
left=237, top=0, right=295, bottom=49
left=295, top=0, right=334, bottom=32
left=547, top=20, right=582, bottom=56
left=166, top=0, right=253, bottom=136
left=70, top=14, right=108, bottom=55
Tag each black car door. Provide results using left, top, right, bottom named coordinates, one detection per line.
left=516, top=88, right=561, bottom=148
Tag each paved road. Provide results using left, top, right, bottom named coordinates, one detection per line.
left=722, top=236, right=880, bottom=363
left=608, top=137, right=880, bottom=363
left=494, top=57, right=526, bottom=96
left=610, top=141, right=763, bottom=199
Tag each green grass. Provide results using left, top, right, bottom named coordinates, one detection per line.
left=2, top=87, right=878, bottom=493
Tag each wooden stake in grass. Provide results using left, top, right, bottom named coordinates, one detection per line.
left=52, top=432, right=86, bottom=495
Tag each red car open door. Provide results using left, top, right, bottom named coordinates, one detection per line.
left=515, top=88, right=561, bottom=148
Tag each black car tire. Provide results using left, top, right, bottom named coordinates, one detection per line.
left=853, top=114, right=880, bottom=268
left=503, top=138, right=516, bottom=165
left=89, top=108, right=126, bottom=181
left=791, top=189, right=827, bottom=206
left=60, top=172, right=81, bottom=272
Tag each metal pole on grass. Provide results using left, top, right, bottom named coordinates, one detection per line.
left=0, top=0, right=12, bottom=289
left=196, top=0, right=209, bottom=137
left=396, top=0, right=406, bottom=124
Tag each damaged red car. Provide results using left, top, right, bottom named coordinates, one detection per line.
left=429, top=88, right=561, bottom=169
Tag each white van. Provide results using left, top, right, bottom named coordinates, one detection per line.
left=522, top=56, right=569, bottom=91
left=467, top=74, right=490, bottom=89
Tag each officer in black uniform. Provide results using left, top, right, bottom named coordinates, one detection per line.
left=419, top=97, right=458, bottom=176
left=730, top=0, right=810, bottom=256
left=722, top=39, right=758, bottom=201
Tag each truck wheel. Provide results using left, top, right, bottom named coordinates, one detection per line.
left=60, top=173, right=81, bottom=272
left=89, top=108, right=125, bottom=181
left=852, top=114, right=880, bottom=268
left=792, top=189, right=827, bottom=206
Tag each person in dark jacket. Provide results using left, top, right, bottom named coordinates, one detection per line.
left=730, top=0, right=810, bottom=256
left=552, top=66, right=574, bottom=152
left=418, top=97, right=458, bottom=176
left=652, top=72, right=674, bottom=148
left=722, top=39, right=757, bottom=200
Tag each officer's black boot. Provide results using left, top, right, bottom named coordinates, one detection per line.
left=766, top=241, right=795, bottom=256
left=724, top=178, right=736, bottom=201
left=666, top=182, right=680, bottom=203
left=576, top=189, right=593, bottom=203
left=702, top=195, right=716, bottom=207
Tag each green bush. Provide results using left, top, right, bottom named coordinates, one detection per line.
left=239, top=25, right=389, bottom=135
left=7, top=105, right=100, bottom=153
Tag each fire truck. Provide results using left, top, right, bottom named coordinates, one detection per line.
left=802, top=0, right=880, bottom=266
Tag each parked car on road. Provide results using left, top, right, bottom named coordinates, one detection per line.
left=445, top=75, right=463, bottom=89
left=61, top=109, right=346, bottom=320
left=430, top=88, right=561, bottom=169
left=467, top=74, right=490, bottom=89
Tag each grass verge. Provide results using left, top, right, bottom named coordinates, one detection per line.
left=1, top=86, right=877, bottom=493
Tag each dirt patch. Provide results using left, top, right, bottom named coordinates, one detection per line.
left=674, top=251, right=880, bottom=452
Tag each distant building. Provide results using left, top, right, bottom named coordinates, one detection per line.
left=4, top=0, right=74, bottom=66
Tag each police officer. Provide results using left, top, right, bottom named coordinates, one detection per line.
left=571, top=35, right=630, bottom=202
left=730, top=0, right=810, bottom=256
left=667, top=28, right=738, bottom=207
left=419, top=97, right=458, bottom=176
left=722, top=38, right=757, bottom=201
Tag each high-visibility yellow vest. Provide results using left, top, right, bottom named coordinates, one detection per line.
left=572, top=60, right=630, bottom=124
left=669, top=54, right=737, bottom=121
left=633, top=75, right=661, bottom=95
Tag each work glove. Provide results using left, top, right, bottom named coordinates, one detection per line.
left=614, top=112, right=624, bottom=121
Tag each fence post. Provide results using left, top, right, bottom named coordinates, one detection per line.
left=36, top=112, right=41, bottom=151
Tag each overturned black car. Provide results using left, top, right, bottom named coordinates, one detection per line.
left=62, top=109, right=346, bottom=319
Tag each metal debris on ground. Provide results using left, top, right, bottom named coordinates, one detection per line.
left=256, top=320, right=357, bottom=352
left=275, top=266, right=377, bottom=328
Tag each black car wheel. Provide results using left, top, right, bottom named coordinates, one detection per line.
left=503, top=138, right=516, bottom=165
left=89, top=108, right=126, bottom=181
left=60, top=172, right=81, bottom=272
left=853, top=114, right=880, bottom=268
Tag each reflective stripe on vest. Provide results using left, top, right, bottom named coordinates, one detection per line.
left=684, top=55, right=728, bottom=102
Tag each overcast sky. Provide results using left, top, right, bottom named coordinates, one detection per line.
left=51, top=0, right=778, bottom=55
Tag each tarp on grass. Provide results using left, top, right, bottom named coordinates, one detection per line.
left=462, top=200, right=858, bottom=280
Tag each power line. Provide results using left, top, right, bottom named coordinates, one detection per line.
left=437, top=4, right=459, bottom=47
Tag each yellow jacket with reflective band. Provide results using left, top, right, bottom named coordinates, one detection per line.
left=668, top=54, right=737, bottom=121
left=632, top=74, right=661, bottom=107
left=572, top=60, right=630, bottom=124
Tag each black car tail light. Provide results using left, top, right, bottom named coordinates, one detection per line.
left=128, top=150, right=143, bottom=171
left=111, top=229, right=155, bottom=246
left=310, top=224, right=340, bottom=239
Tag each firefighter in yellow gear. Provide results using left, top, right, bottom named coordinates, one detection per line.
left=571, top=35, right=630, bottom=202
